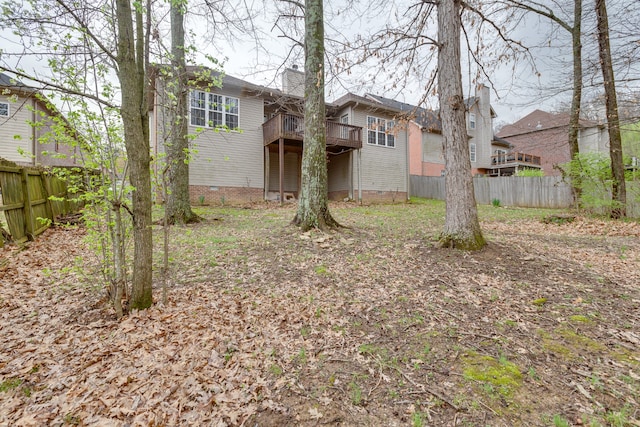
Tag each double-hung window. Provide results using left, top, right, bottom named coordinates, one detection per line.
left=367, top=116, right=395, bottom=147
left=190, top=90, right=239, bottom=130
left=0, top=102, right=9, bottom=117
left=469, top=113, right=476, bottom=130
left=469, top=142, right=477, bottom=162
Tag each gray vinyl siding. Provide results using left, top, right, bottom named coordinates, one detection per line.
left=158, top=83, right=265, bottom=189
left=423, top=133, right=444, bottom=163
left=0, top=94, right=34, bottom=164
left=268, top=151, right=299, bottom=192
left=328, top=151, right=351, bottom=192
left=352, top=108, right=408, bottom=192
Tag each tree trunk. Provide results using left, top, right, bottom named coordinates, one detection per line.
left=293, top=0, right=339, bottom=231
left=165, top=0, right=200, bottom=225
left=436, top=0, right=485, bottom=250
left=116, top=0, right=153, bottom=309
left=595, top=0, right=626, bottom=218
left=568, top=0, right=583, bottom=203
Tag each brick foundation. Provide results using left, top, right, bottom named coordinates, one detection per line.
left=189, top=185, right=264, bottom=206
left=329, top=190, right=408, bottom=203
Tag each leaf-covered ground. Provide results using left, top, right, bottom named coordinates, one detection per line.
left=1, top=200, right=639, bottom=426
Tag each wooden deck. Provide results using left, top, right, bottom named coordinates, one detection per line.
left=263, top=113, right=362, bottom=149
left=491, top=152, right=541, bottom=167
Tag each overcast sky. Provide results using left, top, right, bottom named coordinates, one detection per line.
left=1, top=0, right=638, bottom=126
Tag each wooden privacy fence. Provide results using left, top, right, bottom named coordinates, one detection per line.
left=410, top=175, right=573, bottom=209
left=0, top=164, right=83, bottom=247
left=410, top=175, right=640, bottom=217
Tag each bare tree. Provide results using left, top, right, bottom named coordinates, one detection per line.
left=292, top=0, right=339, bottom=231
left=595, top=0, right=626, bottom=218
left=502, top=0, right=583, bottom=169
left=164, top=0, right=201, bottom=225
left=437, top=0, right=485, bottom=250
left=1, top=0, right=154, bottom=310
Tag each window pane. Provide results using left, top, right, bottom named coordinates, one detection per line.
left=227, top=97, right=239, bottom=114
left=210, top=94, right=223, bottom=112
left=191, top=91, right=205, bottom=109
left=367, top=116, right=376, bottom=130
left=227, top=114, right=239, bottom=129
left=378, top=118, right=386, bottom=132
left=378, top=131, right=386, bottom=145
left=368, top=130, right=377, bottom=145
left=0, top=102, right=8, bottom=116
left=387, top=134, right=395, bottom=147
left=191, top=108, right=205, bottom=126
left=209, top=111, right=223, bottom=127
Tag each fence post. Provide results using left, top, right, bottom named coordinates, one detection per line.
left=21, top=168, right=35, bottom=240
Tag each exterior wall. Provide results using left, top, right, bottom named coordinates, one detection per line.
left=408, top=121, right=423, bottom=175
left=156, top=79, right=265, bottom=202
left=579, top=126, right=609, bottom=154
left=351, top=107, right=408, bottom=198
left=268, top=150, right=299, bottom=193
left=0, top=93, right=80, bottom=166
left=0, top=93, right=35, bottom=165
left=471, top=85, right=494, bottom=170
left=501, top=127, right=570, bottom=176
left=407, top=84, right=493, bottom=177
left=423, top=132, right=444, bottom=167
left=190, top=185, right=263, bottom=205
left=328, top=151, right=351, bottom=193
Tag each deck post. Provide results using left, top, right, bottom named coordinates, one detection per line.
left=264, top=146, right=270, bottom=201
left=279, top=138, right=284, bottom=206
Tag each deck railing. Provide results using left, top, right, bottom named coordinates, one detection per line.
left=263, top=113, right=362, bottom=149
left=491, top=152, right=541, bottom=166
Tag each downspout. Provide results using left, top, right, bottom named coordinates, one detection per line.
left=406, top=124, right=411, bottom=200
left=358, top=149, right=362, bottom=204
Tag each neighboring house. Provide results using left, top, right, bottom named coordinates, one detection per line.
left=0, top=73, right=83, bottom=167
left=374, top=84, right=533, bottom=178
left=496, top=109, right=609, bottom=176
left=151, top=66, right=409, bottom=204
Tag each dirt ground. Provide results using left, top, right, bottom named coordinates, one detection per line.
left=0, top=201, right=639, bottom=426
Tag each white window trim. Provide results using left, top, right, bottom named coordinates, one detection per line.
left=189, top=90, right=240, bottom=130
left=469, top=113, right=476, bottom=130
left=366, top=115, right=396, bottom=148
left=0, top=101, right=9, bottom=117
left=469, top=142, right=477, bottom=162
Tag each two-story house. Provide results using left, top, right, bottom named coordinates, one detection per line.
left=0, top=73, right=83, bottom=167
left=151, top=66, right=409, bottom=205
left=497, top=109, right=610, bottom=176
left=372, top=84, right=536, bottom=178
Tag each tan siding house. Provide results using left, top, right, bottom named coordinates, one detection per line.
left=0, top=73, right=83, bottom=167
left=152, top=67, right=411, bottom=205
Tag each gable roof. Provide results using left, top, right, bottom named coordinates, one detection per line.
left=497, top=109, right=601, bottom=138
left=0, top=72, right=36, bottom=94
left=363, top=93, right=442, bottom=132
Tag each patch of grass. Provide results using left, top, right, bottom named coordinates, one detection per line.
left=604, top=405, right=633, bottom=427
left=348, top=377, right=364, bottom=406
left=0, top=378, right=22, bottom=392
left=569, top=314, right=594, bottom=324
left=314, top=264, right=328, bottom=275
left=461, top=351, right=522, bottom=399
left=268, top=364, right=283, bottom=376
left=412, top=411, right=428, bottom=427
left=553, top=414, right=571, bottom=427
left=531, top=297, right=548, bottom=307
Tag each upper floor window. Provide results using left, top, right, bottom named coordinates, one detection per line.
left=469, top=143, right=477, bottom=162
left=469, top=113, right=476, bottom=130
left=367, top=116, right=395, bottom=147
left=190, top=90, right=239, bottom=130
left=0, top=102, right=8, bottom=117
